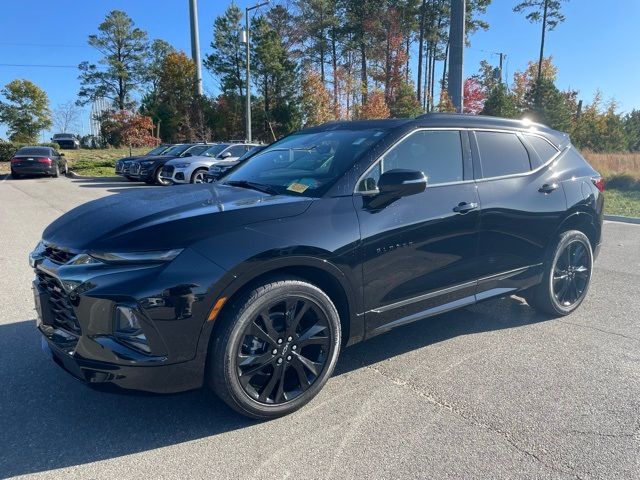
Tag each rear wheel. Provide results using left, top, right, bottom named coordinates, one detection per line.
left=191, top=168, right=207, bottom=184
left=52, top=164, right=60, bottom=178
left=208, top=277, right=341, bottom=419
left=10, top=169, right=21, bottom=179
left=525, top=230, right=593, bottom=316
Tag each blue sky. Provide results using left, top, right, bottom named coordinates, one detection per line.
left=1, top=0, right=638, bottom=139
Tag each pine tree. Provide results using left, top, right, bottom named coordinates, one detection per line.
left=205, top=4, right=245, bottom=98
left=524, top=77, right=571, bottom=130
left=77, top=10, right=149, bottom=110
left=481, top=84, right=518, bottom=118
left=390, top=82, right=421, bottom=118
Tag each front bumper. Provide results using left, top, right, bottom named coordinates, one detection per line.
left=31, top=247, right=227, bottom=393
left=160, top=166, right=189, bottom=184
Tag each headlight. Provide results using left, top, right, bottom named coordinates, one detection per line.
left=114, top=306, right=150, bottom=353
left=89, top=249, right=183, bottom=264
left=173, top=163, right=190, bottom=168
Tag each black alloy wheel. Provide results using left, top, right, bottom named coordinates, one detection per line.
left=208, top=278, right=341, bottom=419
left=525, top=230, right=593, bottom=316
left=236, top=297, right=331, bottom=404
left=552, top=240, right=591, bottom=307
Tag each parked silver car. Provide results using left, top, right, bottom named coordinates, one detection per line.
left=160, top=143, right=261, bottom=184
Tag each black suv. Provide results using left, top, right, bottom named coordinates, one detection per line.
left=30, top=114, right=603, bottom=419
left=115, top=144, right=172, bottom=180
left=127, top=143, right=211, bottom=185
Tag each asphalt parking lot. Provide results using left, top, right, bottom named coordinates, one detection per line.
left=0, top=174, right=638, bottom=479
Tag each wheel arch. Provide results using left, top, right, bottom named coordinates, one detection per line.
left=198, top=256, right=362, bottom=368
left=553, top=211, right=598, bottom=251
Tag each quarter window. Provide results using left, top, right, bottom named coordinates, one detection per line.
left=357, top=130, right=464, bottom=191
left=475, top=131, right=531, bottom=178
left=524, top=134, right=558, bottom=164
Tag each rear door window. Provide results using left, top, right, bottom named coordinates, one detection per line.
left=475, top=131, right=531, bottom=178
left=524, top=134, right=559, bottom=164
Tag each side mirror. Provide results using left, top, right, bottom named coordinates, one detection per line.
left=378, top=169, right=427, bottom=197
left=365, top=169, right=427, bottom=209
left=220, top=151, right=232, bottom=159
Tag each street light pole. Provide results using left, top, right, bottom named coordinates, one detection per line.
left=244, top=0, right=269, bottom=143
left=189, top=0, right=203, bottom=96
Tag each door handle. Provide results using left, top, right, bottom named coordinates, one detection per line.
left=538, top=183, right=559, bottom=193
left=453, top=201, right=478, bottom=214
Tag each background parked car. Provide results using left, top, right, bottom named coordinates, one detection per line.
left=161, top=142, right=261, bottom=184
left=10, top=146, right=67, bottom=178
left=51, top=133, right=80, bottom=150
left=115, top=144, right=172, bottom=180
left=127, top=143, right=212, bottom=185
left=204, top=145, right=267, bottom=182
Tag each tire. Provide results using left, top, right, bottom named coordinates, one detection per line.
left=52, top=164, right=60, bottom=178
left=153, top=167, right=171, bottom=186
left=208, top=277, right=341, bottom=419
left=525, top=230, right=593, bottom=317
left=10, top=169, right=21, bottom=179
left=190, top=168, right=207, bottom=184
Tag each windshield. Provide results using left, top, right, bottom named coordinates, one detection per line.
left=53, top=134, right=72, bottom=139
left=162, top=144, right=190, bottom=156
left=184, top=145, right=209, bottom=156
left=222, top=129, right=387, bottom=197
left=203, top=145, right=228, bottom=157
left=146, top=144, right=169, bottom=156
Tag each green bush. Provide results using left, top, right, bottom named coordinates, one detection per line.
left=0, top=141, right=60, bottom=161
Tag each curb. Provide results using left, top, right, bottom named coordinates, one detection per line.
left=66, top=171, right=123, bottom=181
left=604, top=214, right=640, bottom=225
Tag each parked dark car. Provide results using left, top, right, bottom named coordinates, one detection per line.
left=52, top=133, right=79, bottom=150
left=204, top=144, right=267, bottom=182
left=30, top=114, right=603, bottom=419
left=115, top=144, right=172, bottom=180
left=127, top=143, right=211, bottom=185
left=11, top=146, right=67, bottom=178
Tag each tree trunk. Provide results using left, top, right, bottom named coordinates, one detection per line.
left=416, top=0, right=427, bottom=102
left=441, top=39, right=449, bottom=92
left=360, top=42, right=368, bottom=103
left=537, top=0, right=548, bottom=81
left=331, top=25, right=339, bottom=118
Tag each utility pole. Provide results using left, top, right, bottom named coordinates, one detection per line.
left=189, top=0, right=203, bottom=96
left=243, top=1, right=269, bottom=143
left=448, top=0, right=465, bottom=113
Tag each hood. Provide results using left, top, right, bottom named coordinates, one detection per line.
left=43, top=184, right=313, bottom=252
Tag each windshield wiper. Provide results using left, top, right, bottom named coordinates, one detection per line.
left=224, top=180, right=279, bottom=196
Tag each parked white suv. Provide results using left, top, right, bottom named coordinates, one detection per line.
left=160, top=143, right=261, bottom=184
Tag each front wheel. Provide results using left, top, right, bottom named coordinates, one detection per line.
left=208, top=277, right=341, bottom=419
left=525, top=230, right=593, bottom=316
left=191, top=168, right=207, bottom=184
left=153, top=167, right=171, bottom=186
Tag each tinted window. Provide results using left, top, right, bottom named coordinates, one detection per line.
left=223, top=128, right=387, bottom=197
left=203, top=145, right=228, bottom=157
left=185, top=145, right=209, bottom=156
left=524, top=134, right=558, bottom=163
left=15, top=147, right=51, bottom=156
left=146, top=144, right=169, bottom=156
left=476, top=131, right=531, bottom=178
left=357, top=130, right=464, bottom=191
left=226, top=145, right=247, bottom=157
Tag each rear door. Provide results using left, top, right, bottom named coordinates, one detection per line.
left=355, top=129, right=480, bottom=335
left=471, top=130, right=566, bottom=294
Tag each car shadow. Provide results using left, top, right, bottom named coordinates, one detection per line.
left=0, top=295, right=552, bottom=478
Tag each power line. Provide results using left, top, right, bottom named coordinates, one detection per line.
left=0, top=63, right=77, bottom=69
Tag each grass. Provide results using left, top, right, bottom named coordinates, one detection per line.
left=64, top=147, right=149, bottom=176
left=604, top=189, right=640, bottom=218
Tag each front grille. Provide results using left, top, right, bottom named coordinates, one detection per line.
left=44, top=245, right=76, bottom=264
left=123, top=162, right=131, bottom=174
left=130, top=163, right=141, bottom=175
left=115, top=161, right=123, bottom=173
left=36, top=271, right=81, bottom=335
